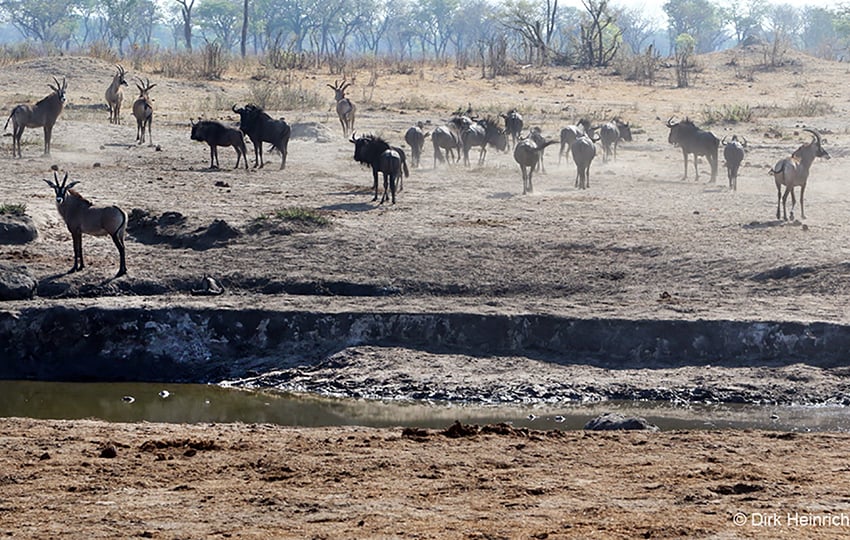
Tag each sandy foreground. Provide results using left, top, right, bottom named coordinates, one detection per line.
left=0, top=418, right=849, bottom=539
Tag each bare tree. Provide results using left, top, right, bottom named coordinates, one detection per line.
left=241, top=0, right=248, bottom=57
left=577, top=0, right=621, bottom=67
left=176, top=0, right=194, bottom=50
left=502, top=0, right=559, bottom=65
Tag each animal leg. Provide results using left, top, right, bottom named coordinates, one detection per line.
left=111, top=233, right=127, bottom=277
left=372, top=170, right=379, bottom=202
left=43, top=125, right=52, bottom=156
left=209, top=145, right=217, bottom=169
left=788, top=186, right=797, bottom=221
left=70, top=231, right=84, bottom=273
left=681, top=150, right=689, bottom=180
left=799, top=184, right=806, bottom=220
left=147, top=119, right=153, bottom=147
left=781, top=185, right=792, bottom=221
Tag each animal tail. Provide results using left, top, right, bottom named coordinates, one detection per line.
left=4, top=106, right=18, bottom=131
left=116, top=207, right=129, bottom=238
left=402, top=158, right=410, bottom=178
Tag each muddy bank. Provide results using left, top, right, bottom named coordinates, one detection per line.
left=1, top=305, right=849, bottom=405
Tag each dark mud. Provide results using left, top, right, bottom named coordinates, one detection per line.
left=1, top=305, right=849, bottom=406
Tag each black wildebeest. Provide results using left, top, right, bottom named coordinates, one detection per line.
left=404, top=122, right=430, bottom=168
left=459, top=117, right=507, bottom=167
left=722, top=135, right=747, bottom=191
left=432, top=125, right=460, bottom=167
left=666, top=116, right=719, bottom=182
left=43, top=171, right=128, bottom=277
left=559, top=118, right=591, bottom=164
left=598, top=118, right=632, bottom=162
left=190, top=120, right=248, bottom=169
left=514, top=138, right=558, bottom=194
left=769, top=128, right=830, bottom=221
left=232, top=104, right=291, bottom=170
left=5, top=76, right=67, bottom=158
left=501, top=109, right=523, bottom=149
left=351, top=134, right=410, bottom=204
left=572, top=135, right=597, bottom=190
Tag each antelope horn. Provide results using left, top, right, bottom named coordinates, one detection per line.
left=803, top=128, right=821, bottom=145
left=742, top=136, right=748, bottom=147
left=62, top=172, right=69, bottom=187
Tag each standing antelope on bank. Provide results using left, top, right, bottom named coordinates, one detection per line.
left=44, top=171, right=128, bottom=277
left=769, top=128, right=829, bottom=221
left=133, top=78, right=156, bottom=145
left=328, top=79, right=356, bottom=137
left=4, top=76, right=67, bottom=158
left=105, top=65, right=128, bottom=125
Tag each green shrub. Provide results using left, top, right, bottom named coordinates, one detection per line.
left=0, top=203, right=26, bottom=216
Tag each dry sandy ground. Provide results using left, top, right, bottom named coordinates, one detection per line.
left=3, top=418, right=850, bottom=539
left=2, top=49, right=850, bottom=536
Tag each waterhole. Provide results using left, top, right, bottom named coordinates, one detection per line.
left=1, top=381, right=848, bottom=432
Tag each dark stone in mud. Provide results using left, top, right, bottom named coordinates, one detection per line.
left=584, top=413, right=659, bottom=431
left=0, top=214, right=38, bottom=244
left=0, top=263, right=37, bottom=300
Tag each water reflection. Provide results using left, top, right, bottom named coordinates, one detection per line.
left=0, top=380, right=848, bottom=432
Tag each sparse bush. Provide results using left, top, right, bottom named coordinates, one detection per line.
left=200, top=42, right=228, bottom=80
left=674, top=33, right=696, bottom=88
left=517, top=69, right=546, bottom=86
left=615, top=45, right=662, bottom=86
left=701, top=104, right=754, bottom=125
left=785, top=97, right=834, bottom=117
left=246, top=78, right=323, bottom=111
left=0, top=203, right=26, bottom=216
left=86, top=42, right=119, bottom=64
left=261, top=207, right=329, bottom=226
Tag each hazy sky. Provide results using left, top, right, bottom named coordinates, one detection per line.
left=560, top=0, right=837, bottom=25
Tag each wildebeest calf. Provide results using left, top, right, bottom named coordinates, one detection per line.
left=190, top=120, right=248, bottom=169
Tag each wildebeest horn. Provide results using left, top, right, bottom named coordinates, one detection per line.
left=666, top=116, right=678, bottom=127
left=721, top=136, right=728, bottom=145
left=349, top=131, right=357, bottom=143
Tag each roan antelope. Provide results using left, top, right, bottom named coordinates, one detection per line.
left=43, top=171, right=128, bottom=277
left=328, top=79, right=356, bottom=137
left=4, top=76, right=67, bottom=158
left=769, top=128, right=830, bottom=221
left=133, top=78, right=156, bottom=145
left=105, top=65, right=128, bottom=124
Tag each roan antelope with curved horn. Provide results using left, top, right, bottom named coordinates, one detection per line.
left=769, top=128, right=830, bottom=221
left=328, top=79, right=356, bottom=137
left=4, top=76, right=67, bottom=157
left=133, top=78, right=156, bottom=146
left=105, top=65, right=128, bottom=124
left=44, top=171, right=128, bottom=277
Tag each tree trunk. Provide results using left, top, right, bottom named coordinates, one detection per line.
left=241, top=0, right=248, bottom=58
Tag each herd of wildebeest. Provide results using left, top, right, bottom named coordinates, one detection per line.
left=1, top=64, right=833, bottom=278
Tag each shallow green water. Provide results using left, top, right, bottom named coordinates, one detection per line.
left=0, top=380, right=848, bottom=432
